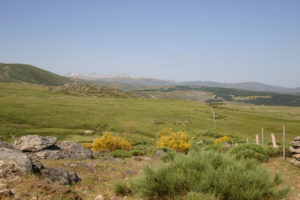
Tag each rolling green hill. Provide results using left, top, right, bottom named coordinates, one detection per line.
left=0, top=63, right=71, bottom=86
left=0, top=83, right=299, bottom=145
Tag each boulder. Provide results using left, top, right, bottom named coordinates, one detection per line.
left=290, top=158, right=300, bottom=167
left=290, top=141, right=300, bottom=147
left=13, top=135, right=57, bottom=152
left=95, top=194, right=105, bottom=200
left=294, top=136, right=300, bottom=141
left=0, top=139, right=13, bottom=149
left=41, top=168, right=80, bottom=185
left=0, top=148, right=32, bottom=174
left=83, top=130, right=95, bottom=135
left=289, top=146, right=300, bottom=154
left=33, top=149, right=72, bottom=160
left=292, top=154, right=300, bottom=160
left=153, top=150, right=166, bottom=159
left=57, top=141, right=93, bottom=159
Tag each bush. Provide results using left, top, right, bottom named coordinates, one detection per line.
left=131, top=149, right=146, bottom=156
left=229, top=143, right=269, bottom=162
left=92, top=132, right=131, bottom=152
left=110, top=150, right=132, bottom=158
left=204, top=144, right=231, bottom=153
left=113, top=180, right=131, bottom=196
left=157, top=129, right=192, bottom=152
left=267, top=145, right=292, bottom=158
left=214, top=136, right=232, bottom=145
left=132, top=150, right=289, bottom=200
left=187, top=192, right=219, bottom=200
left=81, top=143, right=92, bottom=150
left=160, top=151, right=178, bottom=162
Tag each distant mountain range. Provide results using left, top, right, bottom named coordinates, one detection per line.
left=0, top=62, right=299, bottom=94
left=66, top=73, right=300, bottom=94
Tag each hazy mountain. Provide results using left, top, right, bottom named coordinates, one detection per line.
left=67, top=73, right=299, bottom=93
left=180, top=81, right=296, bottom=93
left=66, top=73, right=176, bottom=86
left=0, top=63, right=71, bottom=86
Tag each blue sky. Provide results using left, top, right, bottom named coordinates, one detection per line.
left=0, top=0, right=299, bottom=87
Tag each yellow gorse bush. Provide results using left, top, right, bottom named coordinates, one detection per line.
left=91, top=132, right=131, bottom=151
left=157, top=129, right=192, bottom=152
left=214, top=136, right=232, bottom=145
left=82, top=143, right=92, bottom=150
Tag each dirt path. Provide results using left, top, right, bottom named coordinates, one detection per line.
left=262, top=157, right=300, bottom=200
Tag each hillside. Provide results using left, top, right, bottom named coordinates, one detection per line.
left=52, top=81, right=138, bottom=98
left=181, top=81, right=297, bottom=93
left=139, top=86, right=300, bottom=106
left=0, top=63, right=71, bottom=86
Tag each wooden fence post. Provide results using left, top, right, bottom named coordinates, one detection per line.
left=256, top=134, right=259, bottom=145
left=261, top=128, right=264, bottom=146
left=283, top=125, right=286, bottom=159
left=246, top=137, right=249, bottom=144
left=271, top=133, right=279, bottom=148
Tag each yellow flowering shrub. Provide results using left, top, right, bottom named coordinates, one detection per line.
left=157, top=129, right=192, bottom=152
left=91, top=132, right=131, bottom=151
left=214, top=136, right=232, bottom=145
left=82, top=143, right=92, bottom=150
left=157, top=127, right=173, bottom=138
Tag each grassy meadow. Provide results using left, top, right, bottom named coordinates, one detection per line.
left=0, top=82, right=299, bottom=144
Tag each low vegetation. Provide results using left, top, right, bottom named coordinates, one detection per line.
left=157, top=128, right=192, bottom=152
left=132, top=150, right=289, bottom=200
left=229, top=143, right=269, bottom=162
left=91, top=132, right=132, bottom=152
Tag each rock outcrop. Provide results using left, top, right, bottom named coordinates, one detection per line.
left=0, top=135, right=89, bottom=186
left=13, top=135, right=57, bottom=152
left=290, top=137, right=300, bottom=167
left=0, top=139, right=13, bottom=149
left=41, top=168, right=80, bottom=185
left=57, top=141, right=94, bottom=159
left=0, top=148, right=32, bottom=174
left=13, top=135, right=93, bottom=160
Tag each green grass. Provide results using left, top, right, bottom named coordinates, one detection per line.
left=0, top=83, right=299, bottom=144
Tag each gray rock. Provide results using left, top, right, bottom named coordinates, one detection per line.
left=0, top=140, right=13, bottom=149
left=289, top=146, right=300, bottom=154
left=290, top=158, right=300, bottom=167
left=57, top=141, right=93, bottom=159
left=41, top=168, right=80, bottom=185
left=290, top=141, right=300, bottom=147
left=13, top=135, right=57, bottom=152
left=294, top=136, right=300, bottom=141
left=83, top=130, right=95, bottom=135
left=153, top=150, right=166, bottom=159
left=33, top=149, right=71, bottom=160
left=0, top=148, right=32, bottom=174
left=102, top=156, right=115, bottom=163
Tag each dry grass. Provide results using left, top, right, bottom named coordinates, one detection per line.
left=262, top=157, right=300, bottom=200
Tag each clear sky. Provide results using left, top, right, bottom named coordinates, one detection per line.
left=0, top=0, right=299, bottom=87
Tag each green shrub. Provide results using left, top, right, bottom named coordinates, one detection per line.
left=131, top=149, right=146, bottom=156
left=229, top=143, right=269, bottom=162
left=160, top=151, right=178, bottom=162
left=187, top=192, right=219, bottom=200
left=131, top=151, right=289, bottom=200
left=204, top=144, right=231, bottom=153
left=267, top=146, right=292, bottom=158
left=113, top=180, right=131, bottom=196
left=110, top=150, right=132, bottom=158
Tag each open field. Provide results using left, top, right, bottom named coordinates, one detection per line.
left=0, top=83, right=299, bottom=144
